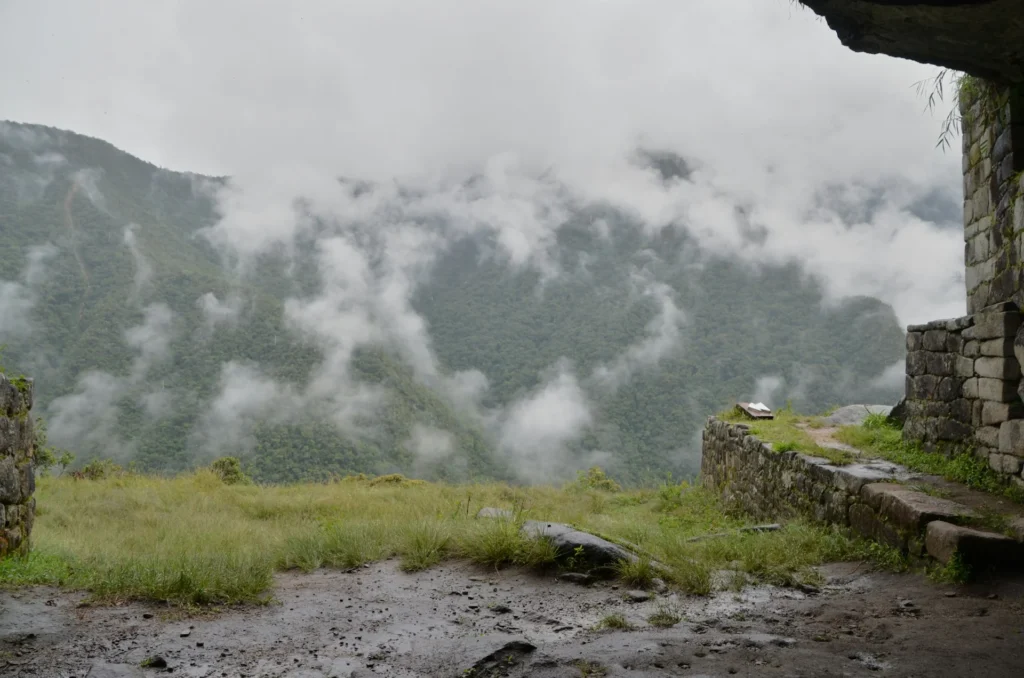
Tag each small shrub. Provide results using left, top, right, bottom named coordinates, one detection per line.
left=647, top=606, right=681, bottom=628
left=615, top=557, right=656, bottom=589
left=368, top=473, right=424, bottom=488
left=209, top=457, right=252, bottom=485
left=400, top=521, right=451, bottom=572
left=930, top=553, right=972, bottom=584
left=72, top=458, right=124, bottom=481
left=567, top=466, right=622, bottom=493
left=595, top=613, right=631, bottom=630
left=774, top=441, right=798, bottom=453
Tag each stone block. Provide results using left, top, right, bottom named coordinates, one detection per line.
left=861, top=484, right=975, bottom=532
left=848, top=502, right=904, bottom=551
left=972, top=399, right=984, bottom=427
left=926, top=352, right=956, bottom=376
left=925, top=520, right=1023, bottom=568
left=933, top=417, right=973, bottom=441
left=965, top=257, right=997, bottom=294
left=977, top=377, right=1018, bottom=402
left=906, top=332, right=923, bottom=352
left=965, top=312, right=1022, bottom=340
left=990, top=453, right=1023, bottom=475
left=906, top=351, right=928, bottom=377
left=954, top=355, right=976, bottom=377
left=0, top=456, right=20, bottom=504
left=945, top=332, right=965, bottom=353
left=980, top=338, right=1015, bottom=356
left=975, top=425, right=1001, bottom=448
left=998, top=420, right=1024, bottom=455
left=950, top=399, right=972, bottom=423
left=908, top=375, right=940, bottom=400
left=962, top=378, right=980, bottom=399
left=982, top=400, right=1024, bottom=425
left=938, top=378, right=962, bottom=402
left=963, top=340, right=981, bottom=358
left=922, top=329, right=949, bottom=352
left=975, top=356, right=1022, bottom=380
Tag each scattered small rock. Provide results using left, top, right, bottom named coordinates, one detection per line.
left=557, top=572, right=594, bottom=586
left=651, top=578, right=667, bottom=593
left=490, top=604, right=512, bottom=614
left=625, top=590, right=651, bottom=603
left=142, top=613, right=154, bottom=619
left=179, top=629, right=191, bottom=638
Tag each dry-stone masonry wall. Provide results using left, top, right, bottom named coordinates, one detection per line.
left=900, top=82, right=1024, bottom=486
left=963, top=84, right=1024, bottom=314
left=904, top=306, right=1024, bottom=485
left=0, top=373, right=35, bottom=558
left=701, top=418, right=1024, bottom=569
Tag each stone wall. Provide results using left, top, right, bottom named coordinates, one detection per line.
left=701, top=418, right=1024, bottom=567
left=963, top=83, right=1024, bottom=314
left=904, top=307, right=1024, bottom=485
left=0, top=373, right=35, bottom=558
left=899, top=82, right=1024, bottom=487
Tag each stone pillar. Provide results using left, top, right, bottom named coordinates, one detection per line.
left=963, top=82, right=1024, bottom=314
left=0, top=373, right=36, bottom=558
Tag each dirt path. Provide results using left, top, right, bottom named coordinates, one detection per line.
left=63, top=181, right=90, bottom=322
left=3, top=561, right=1023, bottom=677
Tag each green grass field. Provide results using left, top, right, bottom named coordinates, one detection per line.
left=0, top=467, right=894, bottom=607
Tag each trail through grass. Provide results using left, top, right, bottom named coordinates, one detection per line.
left=717, top=406, right=854, bottom=465
left=2, top=469, right=896, bottom=606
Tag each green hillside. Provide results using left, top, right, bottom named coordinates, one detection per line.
left=0, top=121, right=906, bottom=484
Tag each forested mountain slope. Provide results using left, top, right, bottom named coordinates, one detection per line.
left=0, top=121, right=906, bottom=484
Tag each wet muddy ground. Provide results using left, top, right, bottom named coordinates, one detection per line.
left=2, top=561, right=1023, bottom=677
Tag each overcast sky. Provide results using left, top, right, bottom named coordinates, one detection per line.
left=0, top=0, right=965, bottom=324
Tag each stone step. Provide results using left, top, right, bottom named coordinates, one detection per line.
left=861, top=483, right=976, bottom=532
left=925, top=520, right=1024, bottom=570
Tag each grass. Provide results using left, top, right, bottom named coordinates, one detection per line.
left=647, top=605, right=682, bottom=628
left=836, top=414, right=1024, bottom=504
left=717, top=406, right=854, bottom=465
left=595, top=613, right=632, bottom=630
left=2, top=467, right=906, bottom=607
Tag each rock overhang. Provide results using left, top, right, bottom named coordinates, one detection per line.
left=799, top=0, right=1024, bottom=84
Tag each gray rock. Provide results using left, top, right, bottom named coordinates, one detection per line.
left=521, top=520, right=637, bottom=567
left=625, top=590, right=651, bottom=602
left=925, top=520, right=1023, bottom=568
left=821, top=405, right=892, bottom=427
left=886, top=398, right=908, bottom=427
left=86, top=662, right=146, bottom=678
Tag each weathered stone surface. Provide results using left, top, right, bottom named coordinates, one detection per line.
left=974, top=356, right=1022, bottom=380
left=963, top=340, right=981, bottom=358
left=976, top=425, right=1001, bottom=449
left=977, top=377, right=1018, bottom=402
left=982, top=400, right=1024, bottom=425
left=989, top=453, right=1023, bottom=475
left=886, top=398, right=908, bottom=427
left=860, top=484, right=975, bottom=532
left=521, top=521, right=637, bottom=566
left=924, top=352, right=955, bottom=376
left=966, top=312, right=1022, bottom=340
left=925, top=521, right=1023, bottom=569
left=954, top=355, right=976, bottom=378
left=922, top=329, right=948, bottom=351
left=999, top=420, right=1024, bottom=455
left=961, top=377, right=980, bottom=399
left=980, top=337, right=1016, bottom=357
left=0, top=374, right=36, bottom=560
left=906, top=332, right=923, bottom=352
left=906, top=351, right=928, bottom=377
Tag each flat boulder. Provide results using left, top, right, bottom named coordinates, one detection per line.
left=521, top=520, right=637, bottom=567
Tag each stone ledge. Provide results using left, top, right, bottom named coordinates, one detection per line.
left=925, top=520, right=1024, bottom=569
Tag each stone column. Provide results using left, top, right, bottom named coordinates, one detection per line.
left=0, top=374, right=36, bottom=558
